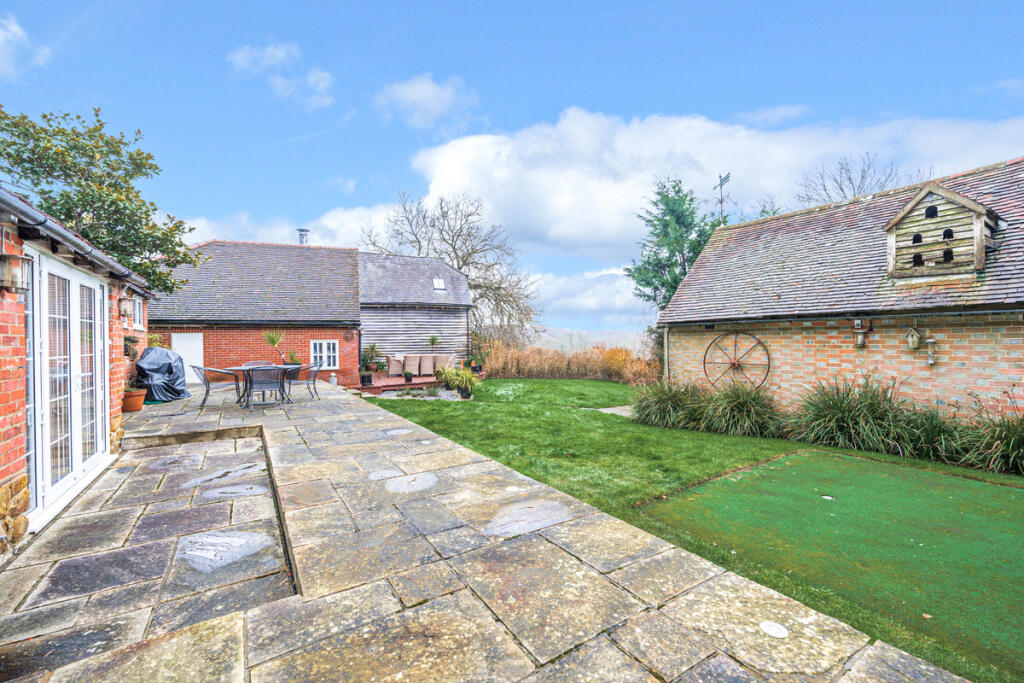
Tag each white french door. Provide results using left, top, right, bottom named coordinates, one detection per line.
left=26, top=248, right=110, bottom=526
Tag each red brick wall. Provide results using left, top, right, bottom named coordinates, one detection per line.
left=109, top=286, right=148, bottom=450
left=151, top=326, right=360, bottom=386
left=0, top=220, right=27, bottom=490
left=666, top=313, right=1024, bottom=415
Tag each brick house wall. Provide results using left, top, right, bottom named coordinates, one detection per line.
left=108, top=285, right=148, bottom=450
left=0, top=214, right=148, bottom=552
left=150, top=325, right=360, bottom=387
left=666, top=312, right=1024, bottom=415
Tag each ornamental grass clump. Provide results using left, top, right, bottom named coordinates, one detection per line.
left=961, top=397, right=1024, bottom=474
left=788, top=379, right=908, bottom=454
left=699, top=383, right=782, bottom=438
left=631, top=382, right=708, bottom=430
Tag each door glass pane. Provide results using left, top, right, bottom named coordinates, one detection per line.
left=48, top=273, right=72, bottom=484
left=80, top=285, right=98, bottom=459
left=23, top=259, right=36, bottom=510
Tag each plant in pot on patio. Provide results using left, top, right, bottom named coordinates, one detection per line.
left=427, top=335, right=440, bottom=351
left=360, top=343, right=381, bottom=387
left=403, top=370, right=414, bottom=384
left=435, top=366, right=456, bottom=389
left=262, top=329, right=291, bottom=364
left=122, top=335, right=147, bottom=412
left=452, top=367, right=478, bottom=399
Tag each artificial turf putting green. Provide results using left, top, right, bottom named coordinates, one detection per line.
left=645, top=450, right=1024, bottom=678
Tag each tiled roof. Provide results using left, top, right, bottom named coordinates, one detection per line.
left=658, top=157, right=1024, bottom=325
left=148, top=241, right=360, bottom=324
left=358, top=252, right=472, bottom=307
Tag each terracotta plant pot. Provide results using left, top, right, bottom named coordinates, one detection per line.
left=122, top=389, right=147, bottom=413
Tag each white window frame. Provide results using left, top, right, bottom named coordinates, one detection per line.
left=432, top=277, right=446, bottom=290
left=132, top=296, right=144, bottom=330
left=310, top=339, right=339, bottom=369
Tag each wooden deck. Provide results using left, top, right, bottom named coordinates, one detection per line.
left=346, top=373, right=440, bottom=395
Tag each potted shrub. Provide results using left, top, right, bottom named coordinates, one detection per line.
left=262, top=329, right=288, bottom=363
left=427, top=335, right=440, bottom=351
left=122, top=335, right=147, bottom=412
left=452, top=368, right=478, bottom=399
left=404, top=371, right=414, bottom=384
left=359, top=343, right=381, bottom=387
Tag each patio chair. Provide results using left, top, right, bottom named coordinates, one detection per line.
left=243, top=360, right=271, bottom=367
left=434, top=353, right=455, bottom=369
left=420, top=354, right=435, bottom=376
left=284, top=362, right=316, bottom=401
left=301, top=363, right=323, bottom=399
left=248, top=365, right=287, bottom=407
left=404, top=354, right=421, bottom=376
left=386, top=355, right=404, bottom=377
left=191, top=365, right=241, bottom=410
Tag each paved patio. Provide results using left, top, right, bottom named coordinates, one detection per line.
left=0, top=385, right=966, bottom=681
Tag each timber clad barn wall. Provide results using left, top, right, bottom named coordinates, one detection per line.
left=151, top=326, right=360, bottom=386
left=360, top=306, right=469, bottom=358
left=667, top=313, right=1024, bottom=414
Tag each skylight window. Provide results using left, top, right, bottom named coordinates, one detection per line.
left=432, top=277, right=446, bottom=290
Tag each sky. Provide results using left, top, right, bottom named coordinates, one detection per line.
left=2, top=1, right=1024, bottom=342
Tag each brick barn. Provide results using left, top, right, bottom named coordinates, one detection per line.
left=148, top=241, right=362, bottom=387
left=658, top=157, right=1024, bottom=415
left=0, top=188, right=152, bottom=547
left=148, top=241, right=472, bottom=387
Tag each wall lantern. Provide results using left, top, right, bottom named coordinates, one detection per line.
left=852, top=319, right=871, bottom=348
left=924, top=338, right=937, bottom=365
left=0, top=252, right=31, bottom=294
left=118, top=296, right=133, bottom=318
left=904, top=327, right=922, bottom=350
left=0, top=224, right=32, bottom=295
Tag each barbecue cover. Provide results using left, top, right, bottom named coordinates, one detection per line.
left=136, top=346, right=192, bottom=402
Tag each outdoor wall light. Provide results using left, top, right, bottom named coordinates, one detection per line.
left=118, top=297, right=133, bottom=318
left=852, top=319, right=871, bottom=348
left=925, top=338, right=937, bottom=365
left=0, top=252, right=31, bottom=294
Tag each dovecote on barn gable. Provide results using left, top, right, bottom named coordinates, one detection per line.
left=885, top=182, right=997, bottom=279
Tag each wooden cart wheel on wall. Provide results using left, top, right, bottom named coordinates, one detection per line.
left=702, top=332, right=771, bottom=389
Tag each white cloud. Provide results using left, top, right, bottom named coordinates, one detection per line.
left=531, top=267, right=652, bottom=327
left=227, top=42, right=333, bottom=111
left=0, top=14, right=50, bottom=81
left=990, top=78, right=1024, bottom=98
left=226, top=42, right=300, bottom=73
left=735, top=104, right=810, bottom=126
left=411, top=107, right=1024, bottom=261
left=375, top=73, right=477, bottom=129
left=187, top=203, right=394, bottom=249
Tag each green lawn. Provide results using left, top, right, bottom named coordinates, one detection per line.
left=369, top=378, right=1023, bottom=682
left=646, top=451, right=1024, bottom=679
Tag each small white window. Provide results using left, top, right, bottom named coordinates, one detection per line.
left=432, top=277, right=446, bottom=290
left=132, top=297, right=144, bottom=330
left=310, top=339, right=339, bottom=369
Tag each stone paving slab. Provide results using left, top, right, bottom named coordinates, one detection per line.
left=451, top=533, right=644, bottom=662
left=840, top=641, right=968, bottom=683
left=249, top=591, right=534, bottom=682
left=48, top=612, right=244, bottom=681
left=540, top=511, right=672, bottom=573
left=662, top=571, right=870, bottom=679
left=525, top=635, right=656, bottom=682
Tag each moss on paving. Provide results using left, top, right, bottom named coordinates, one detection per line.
left=646, top=451, right=1024, bottom=680
left=370, top=378, right=1020, bottom=682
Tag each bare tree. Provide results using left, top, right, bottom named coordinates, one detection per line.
left=363, top=193, right=538, bottom=344
left=796, top=153, right=933, bottom=206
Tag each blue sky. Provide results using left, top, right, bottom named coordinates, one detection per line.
left=3, top=1, right=1023, bottom=340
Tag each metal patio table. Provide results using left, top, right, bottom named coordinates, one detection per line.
left=226, top=365, right=290, bottom=409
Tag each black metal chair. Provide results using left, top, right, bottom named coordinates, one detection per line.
left=247, top=365, right=287, bottom=408
left=302, top=363, right=323, bottom=399
left=283, top=363, right=313, bottom=402
left=191, top=366, right=241, bottom=410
